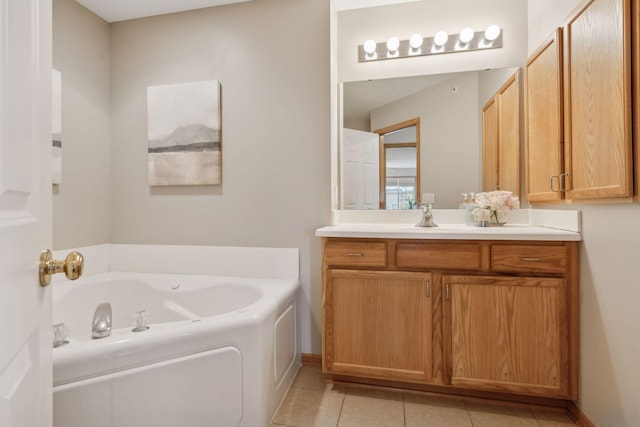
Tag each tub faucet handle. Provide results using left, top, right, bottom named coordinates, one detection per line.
left=92, top=302, right=112, bottom=339
left=132, top=310, right=150, bottom=332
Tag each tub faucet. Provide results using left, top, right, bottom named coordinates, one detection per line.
left=92, top=302, right=112, bottom=339
left=416, top=203, right=438, bottom=227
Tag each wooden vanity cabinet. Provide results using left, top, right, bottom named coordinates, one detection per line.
left=525, top=0, right=633, bottom=202
left=322, top=238, right=579, bottom=401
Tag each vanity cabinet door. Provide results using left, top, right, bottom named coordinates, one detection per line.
left=525, top=29, right=564, bottom=202
left=443, top=275, right=572, bottom=399
left=323, top=269, right=433, bottom=384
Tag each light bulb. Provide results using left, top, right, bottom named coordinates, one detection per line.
left=386, top=36, right=400, bottom=52
left=459, top=27, right=474, bottom=44
left=363, top=39, right=377, bottom=54
left=484, top=24, right=501, bottom=41
left=409, top=33, right=423, bottom=49
left=433, top=31, right=449, bottom=47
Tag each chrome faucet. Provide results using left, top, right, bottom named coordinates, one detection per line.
left=92, top=302, right=112, bottom=339
left=416, top=203, right=438, bottom=227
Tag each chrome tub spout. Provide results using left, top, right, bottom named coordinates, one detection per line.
left=92, top=302, right=112, bottom=339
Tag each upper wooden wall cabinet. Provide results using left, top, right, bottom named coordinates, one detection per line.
left=482, top=71, right=521, bottom=196
left=525, top=0, right=634, bottom=203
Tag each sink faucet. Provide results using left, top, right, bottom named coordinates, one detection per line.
left=416, top=203, right=438, bottom=227
left=92, top=302, right=112, bottom=339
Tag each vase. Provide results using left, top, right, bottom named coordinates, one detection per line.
left=490, top=209, right=507, bottom=226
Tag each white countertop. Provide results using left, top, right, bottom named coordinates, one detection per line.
left=315, top=223, right=581, bottom=241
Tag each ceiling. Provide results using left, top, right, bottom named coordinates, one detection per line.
left=343, top=72, right=459, bottom=127
left=75, top=0, right=421, bottom=23
left=74, top=0, right=254, bottom=23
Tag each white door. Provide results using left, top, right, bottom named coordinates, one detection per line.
left=340, top=128, right=379, bottom=209
left=0, top=0, right=53, bottom=426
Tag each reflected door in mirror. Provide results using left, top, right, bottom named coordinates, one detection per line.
left=376, top=119, right=420, bottom=210
left=341, top=128, right=380, bottom=209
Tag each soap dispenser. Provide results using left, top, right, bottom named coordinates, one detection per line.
left=465, top=193, right=479, bottom=225
left=459, top=193, right=470, bottom=209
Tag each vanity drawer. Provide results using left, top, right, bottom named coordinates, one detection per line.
left=396, top=242, right=482, bottom=270
left=324, top=241, right=387, bottom=267
left=491, top=245, right=568, bottom=274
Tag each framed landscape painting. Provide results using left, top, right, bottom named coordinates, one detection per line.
left=147, top=80, right=221, bottom=186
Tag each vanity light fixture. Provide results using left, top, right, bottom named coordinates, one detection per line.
left=408, top=33, right=424, bottom=56
left=386, top=36, right=400, bottom=57
left=433, top=31, right=449, bottom=47
left=484, top=24, right=501, bottom=41
left=358, top=25, right=502, bottom=62
left=363, top=39, right=378, bottom=60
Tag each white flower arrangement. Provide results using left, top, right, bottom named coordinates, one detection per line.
left=474, top=190, right=520, bottom=224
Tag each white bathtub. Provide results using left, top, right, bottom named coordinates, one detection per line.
left=51, top=245, right=301, bottom=427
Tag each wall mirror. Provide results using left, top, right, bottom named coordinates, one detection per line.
left=340, top=66, right=520, bottom=209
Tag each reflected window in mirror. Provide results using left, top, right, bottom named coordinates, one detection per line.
left=376, top=119, right=420, bottom=210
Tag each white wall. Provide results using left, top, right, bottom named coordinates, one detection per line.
left=53, top=0, right=111, bottom=249
left=528, top=1, right=640, bottom=426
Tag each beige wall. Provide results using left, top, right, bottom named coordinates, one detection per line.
left=109, top=0, right=331, bottom=354
left=53, top=0, right=111, bottom=249
left=529, top=1, right=640, bottom=425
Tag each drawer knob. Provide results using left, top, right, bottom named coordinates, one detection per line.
left=520, top=257, right=542, bottom=262
left=347, top=253, right=364, bottom=257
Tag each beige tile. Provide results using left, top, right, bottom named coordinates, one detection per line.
left=466, top=402, right=538, bottom=427
left=345, top=386, right=404, bottom=401
left=532, top=408, right=577, bottom=426
left=537, top=420, right=578, bottom=427
left=292, top=365, right=332, bottom=391
left=272, top=387, right=345, bottom=427
left=466, top=401, right=536, bottom=417
left=405, top=400, right=473, bottom=427
left=338, top=394, right=404, bottom=427
left=404, top=393, right=467, bottom=408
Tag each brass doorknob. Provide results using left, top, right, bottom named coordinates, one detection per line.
left=39, top=250, right=84, bottom=287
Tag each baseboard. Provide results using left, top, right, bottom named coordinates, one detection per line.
left=301, top=353, right=322, bottom=366
left=568, top=402, right=597, bottom=427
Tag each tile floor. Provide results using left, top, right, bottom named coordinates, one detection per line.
left=270, top=366, right=577, bottom=427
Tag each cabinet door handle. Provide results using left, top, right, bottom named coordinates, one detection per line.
left=346, top=253, right=364, bottom=257
left=550, top=175, right=560, bottom=192
left=425, top=281, right=430, bottom=298
left=445, top=283, right=450, bottom=300
left=521, top=257, right=542, bottom=262
left=560, top=173, right=569, bottom=192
